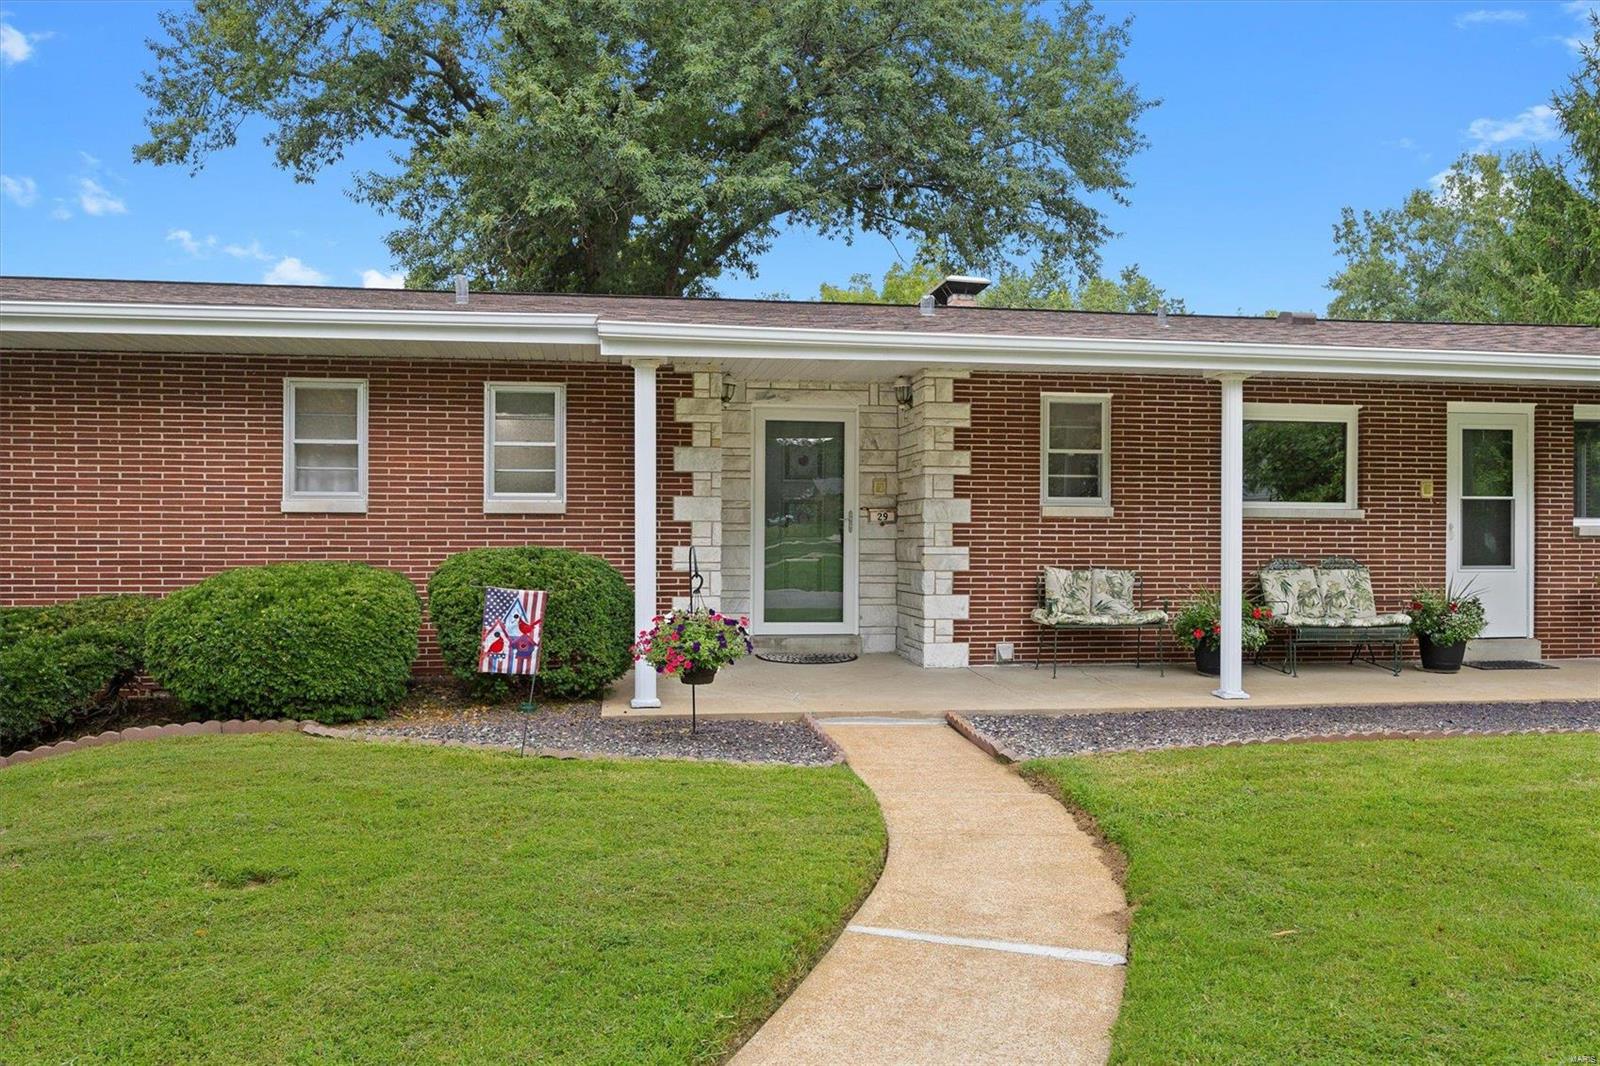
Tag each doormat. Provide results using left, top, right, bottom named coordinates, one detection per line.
left=1466, top=660, right=1558, bottom=670
left=755, top=652, right=859, bottom=665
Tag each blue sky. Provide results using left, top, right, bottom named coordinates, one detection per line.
left=0, top=1, right=1592, bottom=314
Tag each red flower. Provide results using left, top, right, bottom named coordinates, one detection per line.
left=1448, top=602, right=1459, bottom=613
left=1410, top=600, right=1422, bottom=611
left=1251, top=607, right=1262, bottom=619
left=1262, top=607, right=1273, bottom=619
left=1213, top=623, right=1222, bottom=633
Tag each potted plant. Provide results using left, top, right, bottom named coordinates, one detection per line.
left=1171, top=589, right=1272, bottom=676
left=631, top=607, right=754, bottom=685
left=1407, top=582, right=1486, bottom=672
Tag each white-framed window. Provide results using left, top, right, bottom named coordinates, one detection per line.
left=484, top=383, right=566, bottom=513
left=1243, top=402, right=1361, bottom=518
left=1576, top=404, right=1600, bottom=533
left=282, top=378, right=367, bottom=513
left=1040, top=393, right=1112, bottom=513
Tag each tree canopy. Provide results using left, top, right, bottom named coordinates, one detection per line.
left=820, top=258, right=1185, bottom=313
left=1326, top=18, right=1600, bottom=324
left=136, top=0, right=1151, bottom=296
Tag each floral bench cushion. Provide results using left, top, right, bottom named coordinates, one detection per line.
left=1037, top=567, right=1166, bottom=626
left=1031, top=606, right=1168, bottom=627
left=1260, top=562, right=1411, bottom=628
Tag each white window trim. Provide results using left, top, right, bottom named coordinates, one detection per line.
left=1576, top=404, right=1600, bottom=534
left=282, top=378, right=368, bottom=513
left=1040, top=392, right=1113, bottom=514
left=484, top=382, right=567, bottom=514
left=1242, top=402, right=1363, bottom=519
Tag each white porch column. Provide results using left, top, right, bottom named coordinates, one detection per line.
left=1215, top=373, right=1250, bottom=700
left=631, top=359, right=663, bottom=709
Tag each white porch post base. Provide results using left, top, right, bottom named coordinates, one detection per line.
left=1213, top=372, right=1250, bottom=702
left=631, top=359, right=662, bottom=709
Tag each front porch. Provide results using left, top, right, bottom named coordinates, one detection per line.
left=603, top=653, right=1600, bottom=720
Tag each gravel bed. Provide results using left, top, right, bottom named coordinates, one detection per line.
left=965, top=699, right=1600, bottom=760
left=349, top=701, right=839, bottom=767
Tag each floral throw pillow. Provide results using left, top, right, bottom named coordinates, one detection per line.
left=1043, top=567, right=1093, bottom=617
left=1316, top=567, right=1377, bottom=619
left=1260, top=566, right=1322, bottom=619
left=1091, top=568, right=1136, bottom=616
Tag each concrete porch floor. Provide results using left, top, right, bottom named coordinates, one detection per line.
left=601, top=654, right=1600, bottom=720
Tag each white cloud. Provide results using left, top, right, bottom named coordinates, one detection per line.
left=224, top=238, right=272, bottom=262
left=360, top=268, right=406, bottom=289
left=76, top=178, right=126, bottom=216
left=49, top=201, right=71, bottom=221
left=0, top=22, right=48, bottom=66
left=1465, top=104, right=1560, bottom=148
left=1455, top=9, right=1526, bottom=27
left=264, top=257, right=329, bottom=285
left=1, top=174, right=38, bottom=207
left=1428, top=169, right=1453, bottom=190
left=166, top=228, right=218, bottom=257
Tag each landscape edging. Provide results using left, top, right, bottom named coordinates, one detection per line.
left=1, top=718, right=316, bottom=770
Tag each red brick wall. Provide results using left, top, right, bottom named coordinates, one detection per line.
left=954, top=373, right=1600, bottom=663
left=0, top=351, right=690, bottom=671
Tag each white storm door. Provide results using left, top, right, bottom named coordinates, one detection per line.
left=751, top=408, right=859, bottom=635
left=1446, top=406, right=1534, bottom=638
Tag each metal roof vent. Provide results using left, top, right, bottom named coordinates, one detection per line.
left=919, top=294, right=935, bottom=317
left=1277, top=310, right=1318, bottom=325
left=1156, top=306, right=1168, bottom=328
left=927, top=274, right=990, bottom=308
left=454, top=274, right=469, bottom=305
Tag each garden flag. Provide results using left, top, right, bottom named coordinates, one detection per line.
left=478, top=587, right=547, bottom=677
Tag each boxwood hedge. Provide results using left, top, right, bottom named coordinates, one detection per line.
left=144, top=562, right=421, bottom=723
left=0, top=595, right=154, bottom=751
left=428, top=547, right=633, bottom=700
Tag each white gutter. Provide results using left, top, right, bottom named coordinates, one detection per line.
left=0, top=299, right=600, bottom=348
left=597, top=320, right=1600, bottom=384
left=3, top=298, right=1596, bottom=384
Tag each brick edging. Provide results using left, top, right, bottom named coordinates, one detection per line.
left=800, top=714, right=849, bottom=767
left=0, top=718, right=315, bottom=770
left=945, top=711, right=1021, bottom=763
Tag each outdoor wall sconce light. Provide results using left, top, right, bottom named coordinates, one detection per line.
left=721, top=380, right=737, bottom=404
left=894, top=376, right=913, bottom=408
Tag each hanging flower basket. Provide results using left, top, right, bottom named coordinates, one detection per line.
left=631, top=608, right=753, bottom=682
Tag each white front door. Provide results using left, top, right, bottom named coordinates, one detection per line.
left=751, top=407, right=858, bottom=635
left=1446, top=405, right=1534, bottom=638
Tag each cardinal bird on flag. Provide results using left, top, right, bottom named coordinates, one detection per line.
left=478, top=587, right=547, bottom=676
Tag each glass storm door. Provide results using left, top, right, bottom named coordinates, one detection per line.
left=1446, top=408, right=1533, bottom=638
left=752, top=410, right=857, bottom=634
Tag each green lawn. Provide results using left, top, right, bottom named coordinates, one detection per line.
left=0, top=735, right=885, bottom=1064
left=1027, top=735, right=1600, bottom=1064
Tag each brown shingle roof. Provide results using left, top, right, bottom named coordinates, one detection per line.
left=2, top=275, right=1596, bottom=356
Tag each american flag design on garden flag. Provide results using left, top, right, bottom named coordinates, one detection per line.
left=478, top=587, right=548, bottom=676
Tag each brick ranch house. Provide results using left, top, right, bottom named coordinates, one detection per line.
left=2, top=275, right=1597, bottom=709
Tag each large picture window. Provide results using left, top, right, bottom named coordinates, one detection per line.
left=1242, top=403, right=1361, bottom=517
left=485, top=383, right=565, bottom=513
left=1577, top=406, right=1600, bottom=528
left=1040, top=393, right=1111, bottom=511
left=282, top=379, right=367, bottom=512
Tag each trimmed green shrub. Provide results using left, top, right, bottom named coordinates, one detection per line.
left=428, top=547, right=633, bottom=700
left=144, top=562, right=421, bottom=724
left=0, top=595, right=154, bottom=750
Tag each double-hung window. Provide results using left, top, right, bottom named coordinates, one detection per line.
left=1577, top=405, right=1600, bottom=534
left=1242, top=403, right=1361, bottom=518
left=282, top=379, right=367, bottom=512
left=485, top=383, right=566, bottom=513
left=1040, top=393, right=1112, bottom=514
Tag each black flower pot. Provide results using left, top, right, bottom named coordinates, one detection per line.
left=681, top=665, right=718, bottom=686
left=1418, top=635, right=1466, bottom=673
left=1194, top=643, right=1221, bottom=677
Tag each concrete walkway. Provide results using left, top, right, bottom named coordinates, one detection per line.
left=732, top=720, right=1128, bottom=1066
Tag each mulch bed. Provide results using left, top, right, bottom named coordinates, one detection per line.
left=346, top=681, right=840, bottom=767
left=963, top=699, right=1600, bottom=760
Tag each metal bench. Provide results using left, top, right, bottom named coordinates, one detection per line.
left=1032, top=567, right=1168, bottom=678
left=1256, top=556, right=1412, bottom=676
